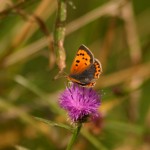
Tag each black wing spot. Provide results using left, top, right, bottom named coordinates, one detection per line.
left=77, top=54, right=80, bottom=56
left=85, top=63, right=87, bottom=65
left=76, top=60, right=80, bottom=63
left=80, top=53, right=84, bottom=56
left=80, top=53, right=84, bottom=55
left=85, top=58, right=88, bottom=61
left=98, top=70, right=100, bottom=72
left=82, top=57, right=84, bottom=59
left=76, top=64, right=78, bottom=66
left=96, top=73, right=99, bottom=76
left=95, top=64, right=100, bottom=68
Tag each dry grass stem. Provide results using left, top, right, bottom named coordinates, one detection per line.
left=99, top=17, right=116, bottom=71
left=11, top=0, right=56, bottom=49
left=1, top=0, right=125, bottom=68
left=66, top=0, right=125, bottom=34
left=121, top=1, right=142, bottom=64
left=121, top=1, right=142, bottom=122
left=0, top=0, right=12, bottom=12
left=96, top=62, right=150, bottom=88
left=0, top=0, right=56, bottom=67
left=2, top=38, right=47, bottom=67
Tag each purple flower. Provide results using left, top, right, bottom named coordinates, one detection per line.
left=59, top=83, right=101, bottom=123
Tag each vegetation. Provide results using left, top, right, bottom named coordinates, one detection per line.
left=0, top=0, right=150, bottom=149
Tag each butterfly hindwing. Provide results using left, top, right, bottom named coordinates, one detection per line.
left=70, top=45, right=94, bottom=75
left=93, top=58, right=102, bottom=79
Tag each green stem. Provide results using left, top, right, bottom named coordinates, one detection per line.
left=54, top=0, right=67, bottom=73
left=66, top=123, right=82, bottom=150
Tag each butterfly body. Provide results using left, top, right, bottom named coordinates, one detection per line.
left=67, top=45, right=102, bottom=87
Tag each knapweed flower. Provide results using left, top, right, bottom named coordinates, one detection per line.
left=59, top=83, right=101, bottom=123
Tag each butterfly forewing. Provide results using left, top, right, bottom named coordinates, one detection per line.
left=70, top=45, right=94, bottom=75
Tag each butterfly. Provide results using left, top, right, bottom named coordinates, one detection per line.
left=67, top=44, right=102, bottom=87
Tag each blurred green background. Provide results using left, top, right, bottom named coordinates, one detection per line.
left=0, top=0, right=150, bottom=150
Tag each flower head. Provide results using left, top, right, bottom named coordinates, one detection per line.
left=59, top=83, right=101, bottom=123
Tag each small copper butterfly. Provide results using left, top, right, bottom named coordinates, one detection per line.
left=67, top=44, right=102, bottom=87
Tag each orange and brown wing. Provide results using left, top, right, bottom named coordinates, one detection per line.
left=70, top=45, right=94, bottom=75
left=93, top=58, right=102, bottom=79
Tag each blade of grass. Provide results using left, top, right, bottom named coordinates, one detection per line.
left=81, top=129, right=108, bottom=150
left=34, top=117, right=73, bottom=132
left=14, top=75, right=62, bottom=114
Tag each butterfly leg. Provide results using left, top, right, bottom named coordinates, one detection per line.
left=85, top=82, right=96, bottom=87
